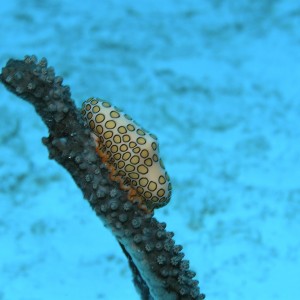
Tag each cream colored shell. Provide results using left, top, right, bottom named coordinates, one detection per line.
left=81, top=97, right=171, bottom=210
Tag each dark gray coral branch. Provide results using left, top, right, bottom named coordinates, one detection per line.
left=0, top=56, right=205, bottom=300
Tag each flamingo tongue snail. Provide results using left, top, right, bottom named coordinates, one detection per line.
left=81, top=97, right=172, bottom=212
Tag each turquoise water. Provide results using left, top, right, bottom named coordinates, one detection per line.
left=0, top=1, right=299, bottom=299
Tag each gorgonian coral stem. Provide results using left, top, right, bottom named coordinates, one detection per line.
left=0, top=56, right=205, bottom=300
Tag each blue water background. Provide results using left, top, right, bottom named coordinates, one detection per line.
left=0, top=1, right=299, bottom=299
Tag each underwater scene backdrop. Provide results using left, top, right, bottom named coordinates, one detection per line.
left=0, top=0, right=299, bottom=299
